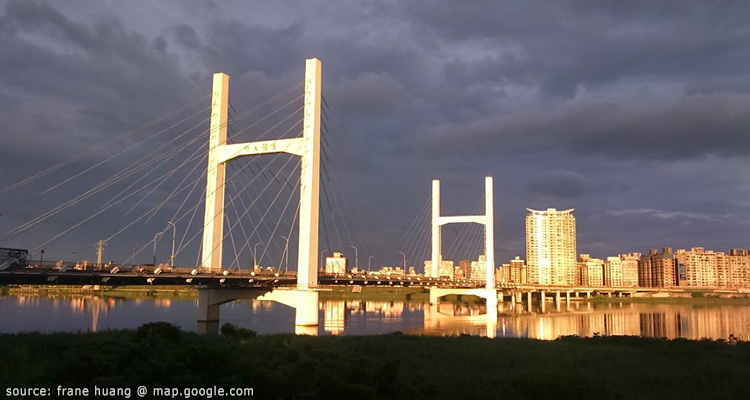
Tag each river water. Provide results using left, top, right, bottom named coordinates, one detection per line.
left=2, top=294, right=749, bottom=340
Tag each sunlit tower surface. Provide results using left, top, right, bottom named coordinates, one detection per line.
left=201, top=58, right=322, bottom=289
left=525, top=208, right=577, bottom=286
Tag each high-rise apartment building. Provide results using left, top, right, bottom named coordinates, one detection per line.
left=728, top=249, right=750, bottom=288
left=470, top=255, right=487, bottom=281
left=577, top=254, right=604, bottom=286
left=424, top=259, right=455, bottom=279
left=604, top=256, right=624, bottom=287
left=526, top=208, right=577, bottom=285
left=500, top=256, right=527, bottom=284
left=639, top=248, right=676, bottom=288
left=675, top=247, right=722, bottom=287
left=619, top=253, right=640, bottom=287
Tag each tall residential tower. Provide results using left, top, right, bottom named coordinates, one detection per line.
left=526, top=208, right=577, bottom=285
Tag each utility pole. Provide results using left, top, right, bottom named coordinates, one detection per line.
left=95, top=240, right=106, bottom=269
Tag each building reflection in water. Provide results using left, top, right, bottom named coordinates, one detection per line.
left=5, top=294, right=750, bottom=341
left=14, top=294, right=114, bottom=333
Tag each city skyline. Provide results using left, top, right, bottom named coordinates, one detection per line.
left=0, top=1, right=748, bottom=268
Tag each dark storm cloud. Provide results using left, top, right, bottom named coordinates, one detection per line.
left=528, top=170, right=586, bottom=199
left=400, top=0, right=750, bottom=97
left=418, top=92, right=750, bottom=161
left=0, top=1, right=199, bottom=155
left=202, top=20, right=305, bottom=77
left=170, top=23, right=201, bottom=49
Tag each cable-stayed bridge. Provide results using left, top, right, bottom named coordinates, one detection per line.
left=0, top=58, right=508, bottom=334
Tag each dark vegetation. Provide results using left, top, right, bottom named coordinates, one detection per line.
left=2, top=323, right=750, bottom=399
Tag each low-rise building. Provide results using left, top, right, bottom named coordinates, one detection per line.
left=325, top=252, right=347, bottom=275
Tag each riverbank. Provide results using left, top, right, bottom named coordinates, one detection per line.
left=4, top=285, right=198, bottom=300
left=1, top=324, right=748, bottom=400
left=318, top=285, right=429, bottom=301
left=590, top=295, right=750, bottom=305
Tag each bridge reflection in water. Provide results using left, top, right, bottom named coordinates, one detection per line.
left=2, top=295, right=750, bottom=341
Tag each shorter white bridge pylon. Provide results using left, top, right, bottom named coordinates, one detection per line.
left=431, top=177, right=495, bottom=292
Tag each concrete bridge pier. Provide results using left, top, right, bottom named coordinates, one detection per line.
left=259, top=289, right=320, bottom=327
left=486, top=307, right=498, bottom=339
left=540, top=291, right=546, bottom=313
left=515, top=291, right=522, bottom=303
left=428, top=287, right=498, bottom=308
left=526, top=291, right=532, bottom=310
left=197, top=287, right=267, bottom=334
left=197, top=287, right=319, bottom=335
left=554, top=291, right=561, bottom=312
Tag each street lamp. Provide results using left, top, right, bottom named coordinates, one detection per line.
left=153, top=232, right=164, bottom=266
left=368, top=255, right=374, bottom=271
left=399, top=252, right=407, bottom=270
left=280, top=235, right=289, bottom=274
left=253, top=242, right=264, bottom=271
left=167, top=221, right=176, bottom=268
left=320, top=249, right=329, bottom=272
left=349, top=245, right=358, bottom=270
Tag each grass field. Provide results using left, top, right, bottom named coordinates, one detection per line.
left=2, top=323, right=749, bottom=399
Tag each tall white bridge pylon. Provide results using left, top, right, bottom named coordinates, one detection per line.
left=201, top=58, right=322, bottom=289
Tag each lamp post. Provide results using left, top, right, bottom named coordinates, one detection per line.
left=153, top=232, right=163, bottom=266
left=167, top=221, right=176, bottom=268
left=350, top=245, right=358, bottom=270
left=280, top=235, right=289, bottom=274
left=40, top=249, right=44, bottom=268
left=253, top=242, right=264, bottom=271
left=399, top=252, right=407, bottom=270
left=320, top=249, right=329, bottom=272
left=368, top=255, right=374, bottom=271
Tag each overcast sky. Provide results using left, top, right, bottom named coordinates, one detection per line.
left=1, top=1, right=749, bottom=269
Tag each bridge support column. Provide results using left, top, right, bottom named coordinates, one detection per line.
left=429, top=287, right=497, bottom=308
left=540, top=291, right=546, bottom=313
left=554, top=291, right=561, bottom=311
left=197, top=287, right=267, bottom=334
left=527, top=291, right=532, bottom=310
left=486, top=308, right=497, bottom=339
left=197, top=287, right=319, bottom=335
left=515, top=291, right=522, bottom=303
left=258, top=289, right=319, bottom=327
